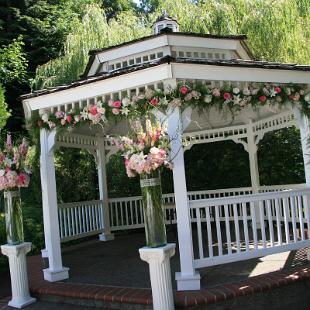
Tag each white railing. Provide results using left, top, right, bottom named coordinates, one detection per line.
left=58, top=200, right=103, bottom=242
left=108, top=187, right=254, bottom=231
left=58, top=184, right=306, bottom=242
left=190, top=188, right=310, bottom=269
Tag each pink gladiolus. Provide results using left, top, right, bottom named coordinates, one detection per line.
left=89, top=105, right=98, bottom=115
left=223, top=92, right=232, bottom=100
left=113, top=100, right=121, bottom=108
left=112, top=108, right=120, bottom=115
left=180, top=85, right=189, bottom=95
left=6, top=134, right=12, bottom=150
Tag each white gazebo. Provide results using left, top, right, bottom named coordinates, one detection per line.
left=21, top=15, right=310, bottom=292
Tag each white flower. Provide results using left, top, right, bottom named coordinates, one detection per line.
left=233, top=95, right=242, bottom=105
left=204, top=95, right=212, bottom=103
left=41, top=113, right=49, bottom=123
left=159, top=97, right=169, bottom=106
left=121, top=107, right=130, bottom=116
left=242, top=88, right=251, bottom=96
left=97, top=107, right=106, bottom=114
left=270, top=88, right=277, bottom=97
left=81, top=109, right=89, bottom=120
left=305, top=93, right=310, bottom=102
left=0, top=169, right=5, bottom=177
left=122, top=98, right=131, bottom=106
left=233, top=87, right=240, bottom=94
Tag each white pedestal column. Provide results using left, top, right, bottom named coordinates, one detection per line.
left=40, top=129, right=69, bottom=282
left=139, top=244, right=175, bottom=310
left=1, top=243, right=36, bottom=308
left=96, top=136, right=114, bottom=242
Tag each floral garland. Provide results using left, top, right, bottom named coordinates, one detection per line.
left=33, top=83, right=310, bottom=131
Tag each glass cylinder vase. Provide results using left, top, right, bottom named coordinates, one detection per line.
left=140, top=171, right=167, bottom=248
left=4, top=190, right=24, bottom=245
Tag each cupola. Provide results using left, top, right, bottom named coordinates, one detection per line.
left=152, top=11, right=179, bottom=35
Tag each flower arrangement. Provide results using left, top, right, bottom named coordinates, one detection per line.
left=111, top=117, right=172, bottom=178
left=33, top=83, right=310, bottom=131
left=0, top=135, right=31, bottom=191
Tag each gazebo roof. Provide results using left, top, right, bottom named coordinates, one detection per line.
left=21, top=56, right=310, bottom=100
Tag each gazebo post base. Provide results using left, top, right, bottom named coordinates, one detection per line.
left=139, top=243, right=176, bottom=310
left=1, top=243, right=36, bottom=309
left=99, top=232, right=115, bottom=241
left=175, top=271, right=201, bottom=291
left=43, top=267, right=69, bottom=282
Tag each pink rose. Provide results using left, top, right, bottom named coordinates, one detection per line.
left=66, top=115, right=72, bottom=123
left=180, top=85, right=189, bottom=95
left=112, top=108, right=120, bottom=115
left=223, top=92, right=232, bottom=100
left=150, top=97, right=158, bottom=106
left=113, top=100, right=121, bottom=108
left=89, top=105, right=98, bottom=115
left=124, top=159, right=129, bottom=167
left=212, top=88, right=220, bottom=97
left=274, top=87, right=281, bottom=94
left=259, top=95, right=267, bottom=103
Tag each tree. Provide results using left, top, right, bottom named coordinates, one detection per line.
left=32, top=4, right=150, bottom=90
left=0, top=84, right=10, bottom=129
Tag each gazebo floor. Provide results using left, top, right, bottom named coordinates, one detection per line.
left=61, top=230, right=310, bottom=289
left=2, top=230, right=310, bottom=309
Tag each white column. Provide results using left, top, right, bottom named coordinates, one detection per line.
left=97, top=136, right=114, bottom=241
left=1, top=243, right=36, bottom=308
left=139, top=244, right=175, bottom=310
left=247, top=121, right=261, bottom=228
left=167, top=106, right=200, bottom=291
left=247, top=121, right=260, bottom=193
left=294, top=109, right=310, bottom=185
left=40, top=129, right=69, bottom=282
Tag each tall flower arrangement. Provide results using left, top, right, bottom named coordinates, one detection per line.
left=0, top=135, right=31, bottom=191
left=111, top=117, right=172, bottom=177
left=112, top=117, right=172, bottom=247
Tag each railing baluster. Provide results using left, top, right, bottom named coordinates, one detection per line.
left=74, top=206, right=79, bottom=235
left=233, top=203, right=241, bottom=253
left=290, top=197, right=298, bottom=243
left=86, top=205, right=90, bottom=232
left=125, top=201, right=129, bottom=227
left=215, top=205, right=223, bottom=256
left=242, top=202, right=250, bottom=251
left=283, top=197, right=290, bottom=243
left=78, top=206, right=82, bottom=234
left=224, top=204, right=232, bottom=254
left=196, top=208, right=204, bottom=259
left=259, top=201, right=266, bottom=248
left=82, top=205, right=86, bottom=233
left=130, top=201, right=133, bottom=225
left=116, top=202, right=119, bottom=227
left=266, top=200, right=275, bottom=247
left=250, top=202, right=258, bottom=250
left=59, top=208, right=64, bottom=239
left=64, top=208, right=68, bottom=237
left=303, top=195, right=310, bottom=239
left=205, top=206, right=213, bottom=257
left=298, top=196, right=304, bottom=241
left=275, top=198, right=282, bottom=246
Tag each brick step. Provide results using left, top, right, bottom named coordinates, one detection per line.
left=28, top=266, right=310, bottom=310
